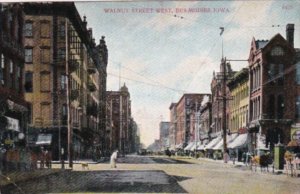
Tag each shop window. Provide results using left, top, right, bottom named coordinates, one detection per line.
left=25, top=71, right=33, bottom=92
left=25, top=48, right=33, bottom=63
left=24, top=21, right=33, bottom=37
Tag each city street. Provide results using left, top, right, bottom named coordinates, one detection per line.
left=2, top=155, right=300, bottom=194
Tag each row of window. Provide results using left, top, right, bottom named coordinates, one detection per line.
left=0, top=54, right=22, bottom=92
left=24, top=21, right=65, bottom=38
left=24, top=47, right=65, bottom=63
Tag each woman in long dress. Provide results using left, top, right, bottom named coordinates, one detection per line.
left=110, top=150, right=118, bottom=168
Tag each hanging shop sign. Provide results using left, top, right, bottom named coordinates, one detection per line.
left=291, top=127, right=300, bottom=143
left=5, top=116, right=20, bottom=132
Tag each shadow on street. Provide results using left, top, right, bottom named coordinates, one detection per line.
left=2, top=170, right=188, bottom=194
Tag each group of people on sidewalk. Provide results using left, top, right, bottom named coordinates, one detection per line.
left=0, top=146, right=52, bottom=174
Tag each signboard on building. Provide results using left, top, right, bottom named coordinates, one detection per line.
left=5, top=116, right=20, bottom=132
left=291, top=127, right=300, bottom=143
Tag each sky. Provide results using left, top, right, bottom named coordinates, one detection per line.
left=75, top=0, right=300, bottom=147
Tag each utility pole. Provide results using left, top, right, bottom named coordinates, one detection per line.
left=66, top=19, right=73, bottom=169
left=221, top=58, right=227, bottom=161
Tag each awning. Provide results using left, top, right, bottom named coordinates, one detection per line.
left=205, top=136, right=222, bottom=150
left=190, top=142, right=201, bottom=150
left=184, top=142, right=195, bottom=151
left=197, top=143, right=205, bottom=150
left=228, top=133, right=248, bottom=149
left=175, top=143, right=183, bottom=149
left=212, top=133, right=239, bottom=150
left=36, top=134, right=52, bottom=145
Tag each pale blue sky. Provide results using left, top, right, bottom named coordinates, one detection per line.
left=76, top=0, right=300, bottom=146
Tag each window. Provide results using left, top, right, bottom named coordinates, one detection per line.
left=60, top=74, right=67, bottom=90
left=8, top=60, right=13, bottom=88
left=0, top=54, right=5, bottom=85
left=277, top=95, right=284, bottom=119
left=40, top=48, right=50, bottom=63
left=268, top=64, right=275, bottom=79
left=296, top=96, right=300, bottom=119
left=25, top=72, right=33, bottom=92
left=58, top=48, right=65, bottom=60
left=25, top=48, right=33, bottom=63
left=16, top=65, right=21, bottom=93
left=24, top=22, right=33, bottom=37
left=267, top=95, right=275, bottom=119
left=296, top=62, right=300, bottom=84
left=40, top=72, right=50, bottom=92
left=58, top=22, right=65, bottom=38
left=40, top=102, right=50, bottom=123
left=40, top=21, right=50, bottom=38
left=278, top=64, right=284, bottom=85
left=271, top=46, right=284, bottom=56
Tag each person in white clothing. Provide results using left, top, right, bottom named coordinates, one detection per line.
left=110, top=150, right=118, bottom=168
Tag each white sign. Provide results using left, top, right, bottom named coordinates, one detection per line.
left=5, top=116, right=20, bottom=132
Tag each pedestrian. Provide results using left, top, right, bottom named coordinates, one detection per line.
left=110, top=150, right=118, bottom=168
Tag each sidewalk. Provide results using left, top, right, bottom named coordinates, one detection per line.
left=0, top=168, right=69, bottom=187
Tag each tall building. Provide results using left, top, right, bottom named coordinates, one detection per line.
left=248, top=24, right=296, bottom=151
left=159, top=121, right=170, bottom=150
left=23, top=2, right=108, bottom=160
left=106, top=83, right=132, bottom=154
left=168, top=103, right=177, bottom=150
left=175, top=94, right=210, bottom=148
left=0, top=3, right=29, bottom=147
left=210, top=63, right=235, bottom=138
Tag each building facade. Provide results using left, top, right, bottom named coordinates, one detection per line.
left=159, top=121, right=170, bottom=150
left=175, top=94, right=210, bottom=148
left=248, top=24, right=296, bottom=151
left=0, top=3, right=29, bottom=148
left=23, top=2, right=107, bottom=160
left=210, top=63, right=235, bottom=138
left=168, top=103, right=177, bottom=150
left=106, top=83, right=132, bottom=155
left=228, top=68, right=249, bottom=135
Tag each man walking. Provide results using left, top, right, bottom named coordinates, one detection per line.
left=110, top=150, right=118, bottom=168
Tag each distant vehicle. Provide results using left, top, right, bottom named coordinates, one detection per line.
left=138, top=149, right=147, bottom=155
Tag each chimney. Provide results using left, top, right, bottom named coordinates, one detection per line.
left=286, top=23, right=294, bottom=47
left=88, top=28, right=93, bottom=38
left=83, top=16, right=87, bottom=28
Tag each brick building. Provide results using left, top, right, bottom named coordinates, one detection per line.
left=106, top=83, right=132, bottom=155
left=248, top=24, right=296, bottom=151
left=23, top=2, right=108, bottom=160
left=175, top=94, right=210, bottom=148
left=168, top=103, right=177, bottom=150
left=210, top=63, right=235, bottom=138
left=0, top=3, right=30, bottom=147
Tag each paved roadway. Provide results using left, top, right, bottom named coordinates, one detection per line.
left=2, top=155, right=300, bottom=194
